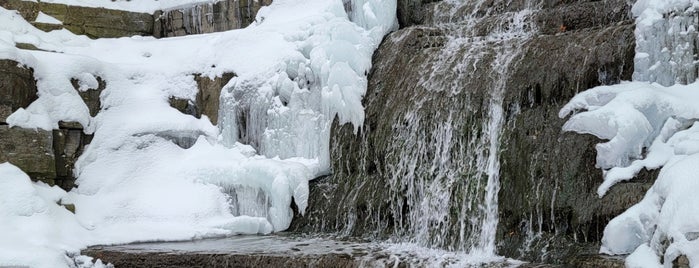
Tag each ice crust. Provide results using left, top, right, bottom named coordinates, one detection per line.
left=0, top=0, right=396, bottom=267
left=560, top=0, right=699, bottom=265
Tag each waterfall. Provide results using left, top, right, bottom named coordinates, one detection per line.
left=320, top=0, right=543, bottom=255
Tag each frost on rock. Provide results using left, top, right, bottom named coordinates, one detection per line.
left=0, top=0, right=396, bottom=266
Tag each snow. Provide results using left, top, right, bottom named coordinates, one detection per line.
left=0, top=0, right=396, bottom=267
left=35, top=11, right=62, bottom=25
left=632, top=0, right=699, bottom=85
left=559, top=0, right=699, bottom=265
left=0, top=163, right=91, bottom=268
left=560, top=79, right=699, bottom=268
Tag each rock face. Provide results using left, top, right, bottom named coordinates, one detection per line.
left=0, top=0, right=154, bottom=38
left=0, top=60, right=37, bottom=122
left=291, top=0, right=643, bottom=264
left=0, top=125, right=56, bottom=184
left=170, top=73, right=236, bottom=125
left=0, top=59, right=94, bottom=190
left=52, top=126, right=92, bottom=190
left=0, top=60, right=55, bottom=184
left=153, top=0, right=272, bottom=38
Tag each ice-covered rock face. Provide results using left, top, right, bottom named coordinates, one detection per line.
left=0, top=0, right=396, bottom=267
left=218, top=0, right=396, bottom=175
left=633, top=1, right=699, bottom=86
left=559, top=0, right=699, bottom=266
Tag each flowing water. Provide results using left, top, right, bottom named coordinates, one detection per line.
left=355, top=0, right=543, bottom=255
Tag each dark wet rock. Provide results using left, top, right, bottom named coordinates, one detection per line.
left=82, top=236, right=536, bottom=268
left=52, top=127, right=92, bottom=190
left=83, top=251, right=359, bottom=268
left=0, top=0, right=154, bottom=38
left=396, top=0, right=439, bottom=28
left=496, top=23, right=643, bottom=262
left=71, top=76, right=106, bottom=117
left=0, top=60, right=37, bottom=123
left=153, top=0, right=272, bottom=38
left=571, top=254, right=625, bottom=268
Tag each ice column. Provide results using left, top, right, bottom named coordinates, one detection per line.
left=633, top=6, right=699, bottom=86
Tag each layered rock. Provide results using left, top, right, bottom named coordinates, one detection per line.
left=291, top=0, right=642, bottom=264
left=0, top=0, right=154, bottom=38
left=0, top=126, right=55, bottom=184
left=0, top=59, right=94, bottom=190
left=154, top=0, right=272, bottom=37
left=1, top=0, right=273, bottom=39
left=0, top=60, right=37, bottom=122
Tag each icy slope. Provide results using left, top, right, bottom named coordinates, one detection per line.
left=0, top=0, right=396, bottom=267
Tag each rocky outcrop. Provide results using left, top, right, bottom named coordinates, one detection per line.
left=153, top=0, right=272, bottom=38
left=0, top=60, right=37, bottom=123
left=0, top=60, right=55, bottom=184
left=170, top=73, right=235, bottom=125
left=1, top=0, right=273, bottom=39
left=0, top=59, right=94, bottom=190
left=0, top=0, right=154, bottom=38
left=52, top=125, right=92, bottom=190
left=291, top=0, right=642, bottom=264
left=0, top=126, right=56, bottom=184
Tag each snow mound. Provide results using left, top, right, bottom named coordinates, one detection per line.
left=560, top=80, right=699, bottom=266
left=0, top=163, right=91, bottom=268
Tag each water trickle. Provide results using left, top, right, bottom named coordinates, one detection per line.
left=329, top=0, right=545, bottom=256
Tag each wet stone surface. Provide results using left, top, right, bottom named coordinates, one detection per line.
left=82, top=236, right=538, bottom=268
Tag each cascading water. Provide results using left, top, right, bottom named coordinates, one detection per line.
left=380, top=1, right=541, bottom=255
left=286, top=0, right=546, bottom=258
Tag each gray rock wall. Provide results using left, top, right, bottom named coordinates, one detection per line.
left=153, top=0, right=272, bottom=38
left=0, top=0, right=154, bottom=38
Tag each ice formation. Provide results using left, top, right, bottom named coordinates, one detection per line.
left=0, top=0, right=396, bottom=267
left=560, top=0, right=699, bottom=266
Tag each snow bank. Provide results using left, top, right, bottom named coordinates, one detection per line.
left=560, top=81, right=699, bottom=266
left=0, top=163, right=91, bottom=268
left=0, top=0, right=396, bottom=266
